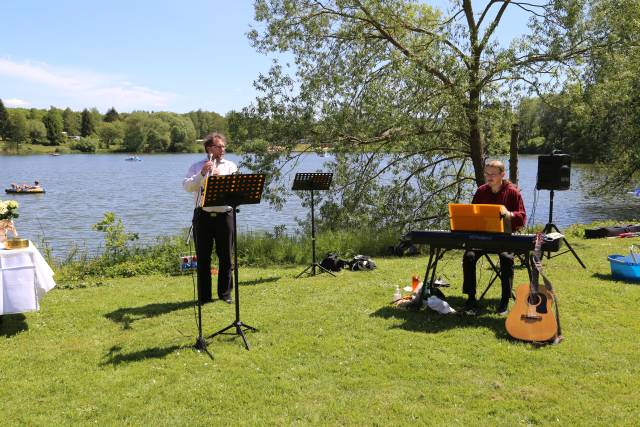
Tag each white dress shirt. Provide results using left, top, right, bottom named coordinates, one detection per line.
left=183, top=157, right=238, bottom=212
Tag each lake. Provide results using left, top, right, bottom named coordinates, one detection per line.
left=1, top=153, right=638, bottom=259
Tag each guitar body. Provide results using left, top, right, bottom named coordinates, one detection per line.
left=506, top=283, right=558, bottom=342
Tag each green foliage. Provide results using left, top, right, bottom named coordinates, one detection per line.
left=145, top=127, right=170, bottom=152
left=519, top=136, right=546, bottom=154
left=71, top=136, right=98, bottom=153
left=51, top=223, right=400, bottom=285
left=80, top=108, right=97, bottom=137
left=0, top=98, right=9, bottom=140
left=0, top=105, right=226, bottom=154
left=239, top=138, right=269, bottom=154
left=511, top=1, right=640, bottom=191
left=103, top=107, right=120, bottom=123
left=42, top=107, right=64, bottom=145
left=123, top=112, right=172, bottom=153
left=97, top=121, right=124, bottom=148
left=91, top=212, right=139, bottom=262
left=166, top=114, right=197, bottom=152
left=7, top=109, right=28, bottom=150
left=245, top=0, right=613, bottom=229
left=62, top=107, right=80, bottom=136
left=186, top=109, right=227, bottom=139
left=26, top=119, right=47, bottom=145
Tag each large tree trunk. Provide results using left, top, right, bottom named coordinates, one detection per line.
left=510, top=123, right=519, bottom=185
left=467, top=88, right=485, bottom=186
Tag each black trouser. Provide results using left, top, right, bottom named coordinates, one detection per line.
left=192, top=208, right=233, bottom=302
left=462, top=250, right=514, bottom=300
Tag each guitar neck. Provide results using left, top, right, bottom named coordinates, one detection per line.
left=530, top=233, right=544, bottom=295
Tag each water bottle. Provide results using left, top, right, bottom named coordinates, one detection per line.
left=393, top=285, right=401, bottom=302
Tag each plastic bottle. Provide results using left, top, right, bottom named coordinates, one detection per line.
left=393, top=285, right=402, bottom=302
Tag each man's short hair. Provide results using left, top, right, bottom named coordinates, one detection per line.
left=203, top=132, right=226, bottom=146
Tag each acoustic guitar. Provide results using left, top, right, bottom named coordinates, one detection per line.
left=506, top=233, right=558, bottom=342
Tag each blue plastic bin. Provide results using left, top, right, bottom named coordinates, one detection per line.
left=608, top=254, right=640, bottom=282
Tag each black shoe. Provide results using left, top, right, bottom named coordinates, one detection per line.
left=462, top=299, right=479, bottom=315
left=497, top=299, right=509, bottom=315
left=223, top=298, right=233, bottom=304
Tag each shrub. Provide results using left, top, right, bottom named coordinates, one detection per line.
left=71, top=137, right=98, bottom=152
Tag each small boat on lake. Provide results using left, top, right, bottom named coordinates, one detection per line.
left=5, top=187, right=46, bottom=194
left=125, top=156, right=142, bottom=161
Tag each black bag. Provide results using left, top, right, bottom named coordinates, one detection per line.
left=320, top=253, right=347, bottom=272
left=584, top=225, right=640, bottom=239
left=348, top=255, right=376, bottom=271
left=389, top=240, right=419, bottom=257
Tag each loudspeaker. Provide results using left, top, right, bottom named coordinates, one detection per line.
left=536, top=153, right=571, bottom=191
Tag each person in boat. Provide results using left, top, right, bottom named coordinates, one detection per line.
left=32, top=180, right=41, bottom=189
left=183, top=132, right=237, bottom=305
left=461, top=160, right=526, bottom=316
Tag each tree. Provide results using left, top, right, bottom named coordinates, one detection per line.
left=575, top=0, right=640, bottom=192
left=248, top=0, right=623, bottom=230
left=97, top=121, right=125, bottom=148
left=123, top=113, right=149, bottom=152
left=145, top=127, right=171, bottom=152
left=167, top=115, right=197, bottom=152
left=62, top=108, right=80, bottom=136
left=80, top=108, right=97, bottom=137
left=27, top=119, right=47, bottom=145
left=42, top=107, right=64, bottom=145
left=7, top=110, right=28, bottom=152
left=122, top=113, right=171, bottom=153
left=186, top=110, right=227, bottom=139
left=104, top=107, right=120, bottom=123
left=226, top=108, right=267, bottom=146
left=0, top=99, right=9, bottom=140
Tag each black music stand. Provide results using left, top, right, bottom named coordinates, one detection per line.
left=200, top=173, right=265, bottom=350
left=292, top=173, right=334, bottom=278
left=542, top=189, right=586, bottom=268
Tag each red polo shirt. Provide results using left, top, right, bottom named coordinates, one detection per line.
left=472, top=182, right=526, bottom=231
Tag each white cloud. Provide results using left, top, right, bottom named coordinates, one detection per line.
left=4, top=98, right=29, bottom=107
left=0, top=58, right=174, bottom=111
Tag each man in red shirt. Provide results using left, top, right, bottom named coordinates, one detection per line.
left=462, top=160, right=526, bottom=315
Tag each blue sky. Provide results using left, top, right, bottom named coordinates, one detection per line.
left=0, top=1, right=529, bottom=115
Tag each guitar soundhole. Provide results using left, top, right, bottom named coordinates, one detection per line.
left=528, top=294, right=541, bottom=305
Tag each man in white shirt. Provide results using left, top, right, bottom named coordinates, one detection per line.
left=183, top=132, right=238, bottom=304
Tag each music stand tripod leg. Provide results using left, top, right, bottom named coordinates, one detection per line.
left=210, top=206, right=257, bottom=351
left=543, top=223, right=586, bottom=268
left=315, top=263, right=336, bottom=276
left=295, top=264, right=314, bottom=278
left=543, top=190, right=586, bottom=268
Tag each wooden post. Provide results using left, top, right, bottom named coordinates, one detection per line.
left=509, top=123, right=519, bottom=186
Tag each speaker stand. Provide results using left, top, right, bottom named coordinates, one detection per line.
left=543, top=190, right=586, bottom=269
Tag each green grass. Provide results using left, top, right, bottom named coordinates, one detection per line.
left=1, top=234, right=639, bottom=425
left=49, top=228, right=399, bottom=287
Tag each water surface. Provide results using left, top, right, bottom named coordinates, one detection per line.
left=1, top=153, right=637, bottom=258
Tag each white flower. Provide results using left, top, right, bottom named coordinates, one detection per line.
left=0, top=199, right=19, bottom=220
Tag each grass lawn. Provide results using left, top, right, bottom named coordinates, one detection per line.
left=1, top=234, right=639, bottom=425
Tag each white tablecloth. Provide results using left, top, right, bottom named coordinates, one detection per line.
left=0, top=241, right=56, bottom=315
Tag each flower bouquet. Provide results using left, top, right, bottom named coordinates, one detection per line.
left=0, top=199, right=19, bottom=242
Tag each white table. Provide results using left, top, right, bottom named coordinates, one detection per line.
left=0, top=241, right=56, bottom=315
